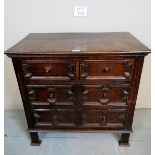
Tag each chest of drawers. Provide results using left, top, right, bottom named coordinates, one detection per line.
left=5, top=32, right=150, bottom=146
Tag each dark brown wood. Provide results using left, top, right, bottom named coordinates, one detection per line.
left=30, top=132, right=41, bottom=146
left=5, top=33, right=150, bottom=146
left=12, top=58, right=41, bottom=145
left=5, top=32, right=150, bottom=56
left=119, top=133, right=130, bottom=146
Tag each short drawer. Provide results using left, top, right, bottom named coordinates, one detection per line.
left=32, top=109, right=126, bottom=129
left=80, top=59, right=135, bottom=81
left=21, top=58, right=75, bottom=84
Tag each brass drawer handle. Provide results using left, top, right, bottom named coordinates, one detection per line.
left=102, top=67, right=109, bottom=73
left=45, top=66, right=51, bottom=74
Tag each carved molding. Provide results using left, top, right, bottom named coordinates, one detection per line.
left=67, top=64, right=75, bottom=80
left=124, top=60, right=134, bottom=80
left=33, top=113, right=41, bottom=126
left=99, top=85, right=111, bottom=105
left=118, top=114, right=126, bottom=121
left=74, top=111, right=86, bottom=127
left=121, top=88, right=129, bottom=102
left=46, top=87, right=57, bottom=105
left=99, top=112, right=106, bottom=126
left=22, top=63, right=32, bottom=82
left=125, top=60, right=134, bottom=72
left=70, top=85, right=86, bottom=105
left=80, top=63, right=88, bottom=79
left=27, top=89, right=36, bottom=101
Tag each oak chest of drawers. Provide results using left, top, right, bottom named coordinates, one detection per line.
left=5, top=32, right=150, bottom=146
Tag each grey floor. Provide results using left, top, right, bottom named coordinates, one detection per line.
left=4, top=109, right=151, bottom=155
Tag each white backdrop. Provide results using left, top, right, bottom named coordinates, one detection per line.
left=4, top=0, right=151, bottom=109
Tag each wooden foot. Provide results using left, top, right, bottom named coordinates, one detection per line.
left=119, top=133, right=130, bottom=147
left=31, top=140, right=42, bottom=146
left=30, top=132, right=41, bottom=146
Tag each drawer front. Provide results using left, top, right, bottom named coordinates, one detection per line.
left=84, top=109, right=126, bottom=127
left=27, top=84, right=129, bottom=109
left=33, top=109, right=75, bottom=127
left=32, top=109, right=126, bottom=129
left=80, top=59, right=135, bottom=81
left=81, top=84, right=129, bottom=107
left=21, top=58, right=75, bottom=84
left=27, top=85, right=74, bottom=106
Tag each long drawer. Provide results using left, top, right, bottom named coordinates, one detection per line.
left=32, top=109, right=126, bottom=129
left=26, top=84, right=130, bottom=109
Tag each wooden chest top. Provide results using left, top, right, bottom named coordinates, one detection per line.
left=5, top=32, right=150, bottom=56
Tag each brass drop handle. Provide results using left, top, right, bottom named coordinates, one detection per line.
left=102, top=67, right=109, bottom=73
left=45, top=66, right=51, bottom=74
